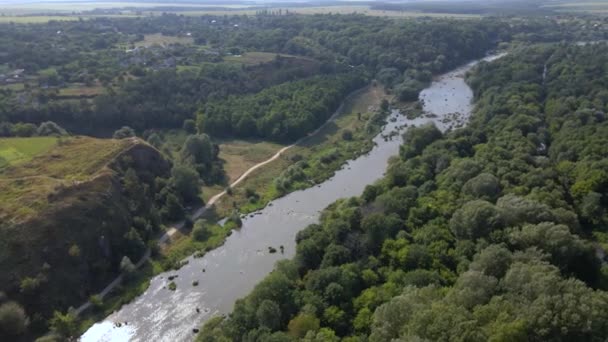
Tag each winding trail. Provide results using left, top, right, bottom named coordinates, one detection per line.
left=160, top=86, right=368, bottom=243
left=74, top=85, right=367, bottom=316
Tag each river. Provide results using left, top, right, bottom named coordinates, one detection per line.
left=80, top=53, right=503, bottom=342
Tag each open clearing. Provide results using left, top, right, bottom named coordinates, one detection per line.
left=206, top=83, right=392, bottom=217
left=135, top=33, right=194, bottom=48
left=217, top=139, right=286, bottom=183
left=58, top=84, right=105, bottom=98
left=223, top=52, right=309, bottom=66
left=224, top=52, right=280, bottom=66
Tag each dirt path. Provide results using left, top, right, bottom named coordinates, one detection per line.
left=159, top=86, right=366, bottom=242
left=75, top=85, right=367, bottom=317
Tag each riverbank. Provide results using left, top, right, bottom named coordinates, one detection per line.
left=200, top=84, right=393, bottom=218
left=79, top=47, right=485, bottom=337
left=74, top=83, right=393, bottom=339
left=157, top=84, right=393, bottom=263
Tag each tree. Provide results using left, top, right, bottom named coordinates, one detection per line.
left=180, top=134, right=215, bottom=166
left=11, top=123, right=37, bottom=137
left=288, top=313, right=320, bottom=338
left=462, top=173, right=501, bottom=201
left=235, top=114, right=257, bottom=137
left=68, top=244, right=81, bottom=258
left=579, top=191, right=604, bottom=226
left=469, top=244, right=512, bottom=279
left=192, top=220, right=209, bottom=241
left=362, top=213, right=403, bottom=251
left=0, top=301, right=29, bottom=336
left=395, top=79, right=424, bottom=102
left=147, top=132, right=163, bottom=149
left=123, top=227, right=146, bottom=260
left=256, top=300, right=282, bottom=330
left=113, top=126, right=135, bottom=139
left=49, top=311, right=77, bottom=338
left=37, top=121, right=67, bottom=136
left=162, top=192, right=184, bottom=221
left=296, top=238, right=325, bottom=270
left=400, top=124, right=442, bottom=159
left=171, top=164, right=201, bottom=203
left=509, top=222, right=600, bottom=283
left=195, top=109, right=206, bottom=134
left=183, top=119, right=197, bottom=134
left=450, top=200, right=504, bottom=240
left=120, top=256, right=136, bottom=275
left=380, top=99, right=390, bottom=112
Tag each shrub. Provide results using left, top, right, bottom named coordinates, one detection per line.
left=37, top=121, right=67, bottom=136
left=192, top=221, right=209, bottom=241
left=342, top=129, right=353, bottom=141
left=89, top=295, right=103, bottom=309
left=0, top=301, right=29, bottom=336
left=113, top=126, right=135, bottom=139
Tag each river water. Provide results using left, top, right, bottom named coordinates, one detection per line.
left=80, top=53, right=502, bottom=342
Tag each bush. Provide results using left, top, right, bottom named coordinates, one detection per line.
left=146, top=133, right=163, bottom=148
left=171, top=164, right=201, bottom=203
left=192, top=221, right=209, bottom=241
left=183, top=119, right=197, bottom=134
left=11, top=123, right=37, bottom=137
left=49, top=311, right=77, bottom=338
left=120, top=256, right=136, bottom=275
left=319, top=148, right=340, bottom=164
left=37, top=121, right=67, bottom=136
left=168, top=281, right=177, bottom=291
left=89, top=295, right=103, bottom=308
left=0, top=301, right=29, bottom=336
left=113, top=126, right=135, bottom=139
left=288, top=313, right=320, bottom=338
left=342, top=129, right=353, bottom=141
left=20, top=276, right=41, bottom=294
left=228, top=211, right=243, bottom=228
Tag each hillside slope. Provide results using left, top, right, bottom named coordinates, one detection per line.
left=0, top=136, right=170, bottom=332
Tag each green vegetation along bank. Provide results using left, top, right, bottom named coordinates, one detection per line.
left=197, top=42, right=608, bottom=341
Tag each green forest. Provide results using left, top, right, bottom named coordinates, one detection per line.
left=1, top=14, right=603, bottom=140
left=0, top=9, right=608, bottom=342
left=197, top=43, right=608, bottom=341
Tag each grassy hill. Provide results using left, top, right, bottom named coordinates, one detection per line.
left=0, top=136, right=171, bottom=335
left=0, top=137, right=57, bottom=169
left=0, top=136, right=137, bottom=223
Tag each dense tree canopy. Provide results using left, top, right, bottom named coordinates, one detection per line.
left=198, top=42, right=608, bottom=341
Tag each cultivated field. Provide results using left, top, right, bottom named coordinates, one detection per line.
left=544, top=1, right=608, bottom=13
left=0, top=2, right=250, bottom=14
left=0, top=2, right=483, bottom=21
left=223, top=52, right=308, bottom=66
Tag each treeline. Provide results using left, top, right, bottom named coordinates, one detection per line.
left=200, top=73, right=367, bottom=141
left=197, top=43, right=608, bottom=341
left=2, top=14, right=604, bottom=137
left=1, top=57, right=321, bottom=134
